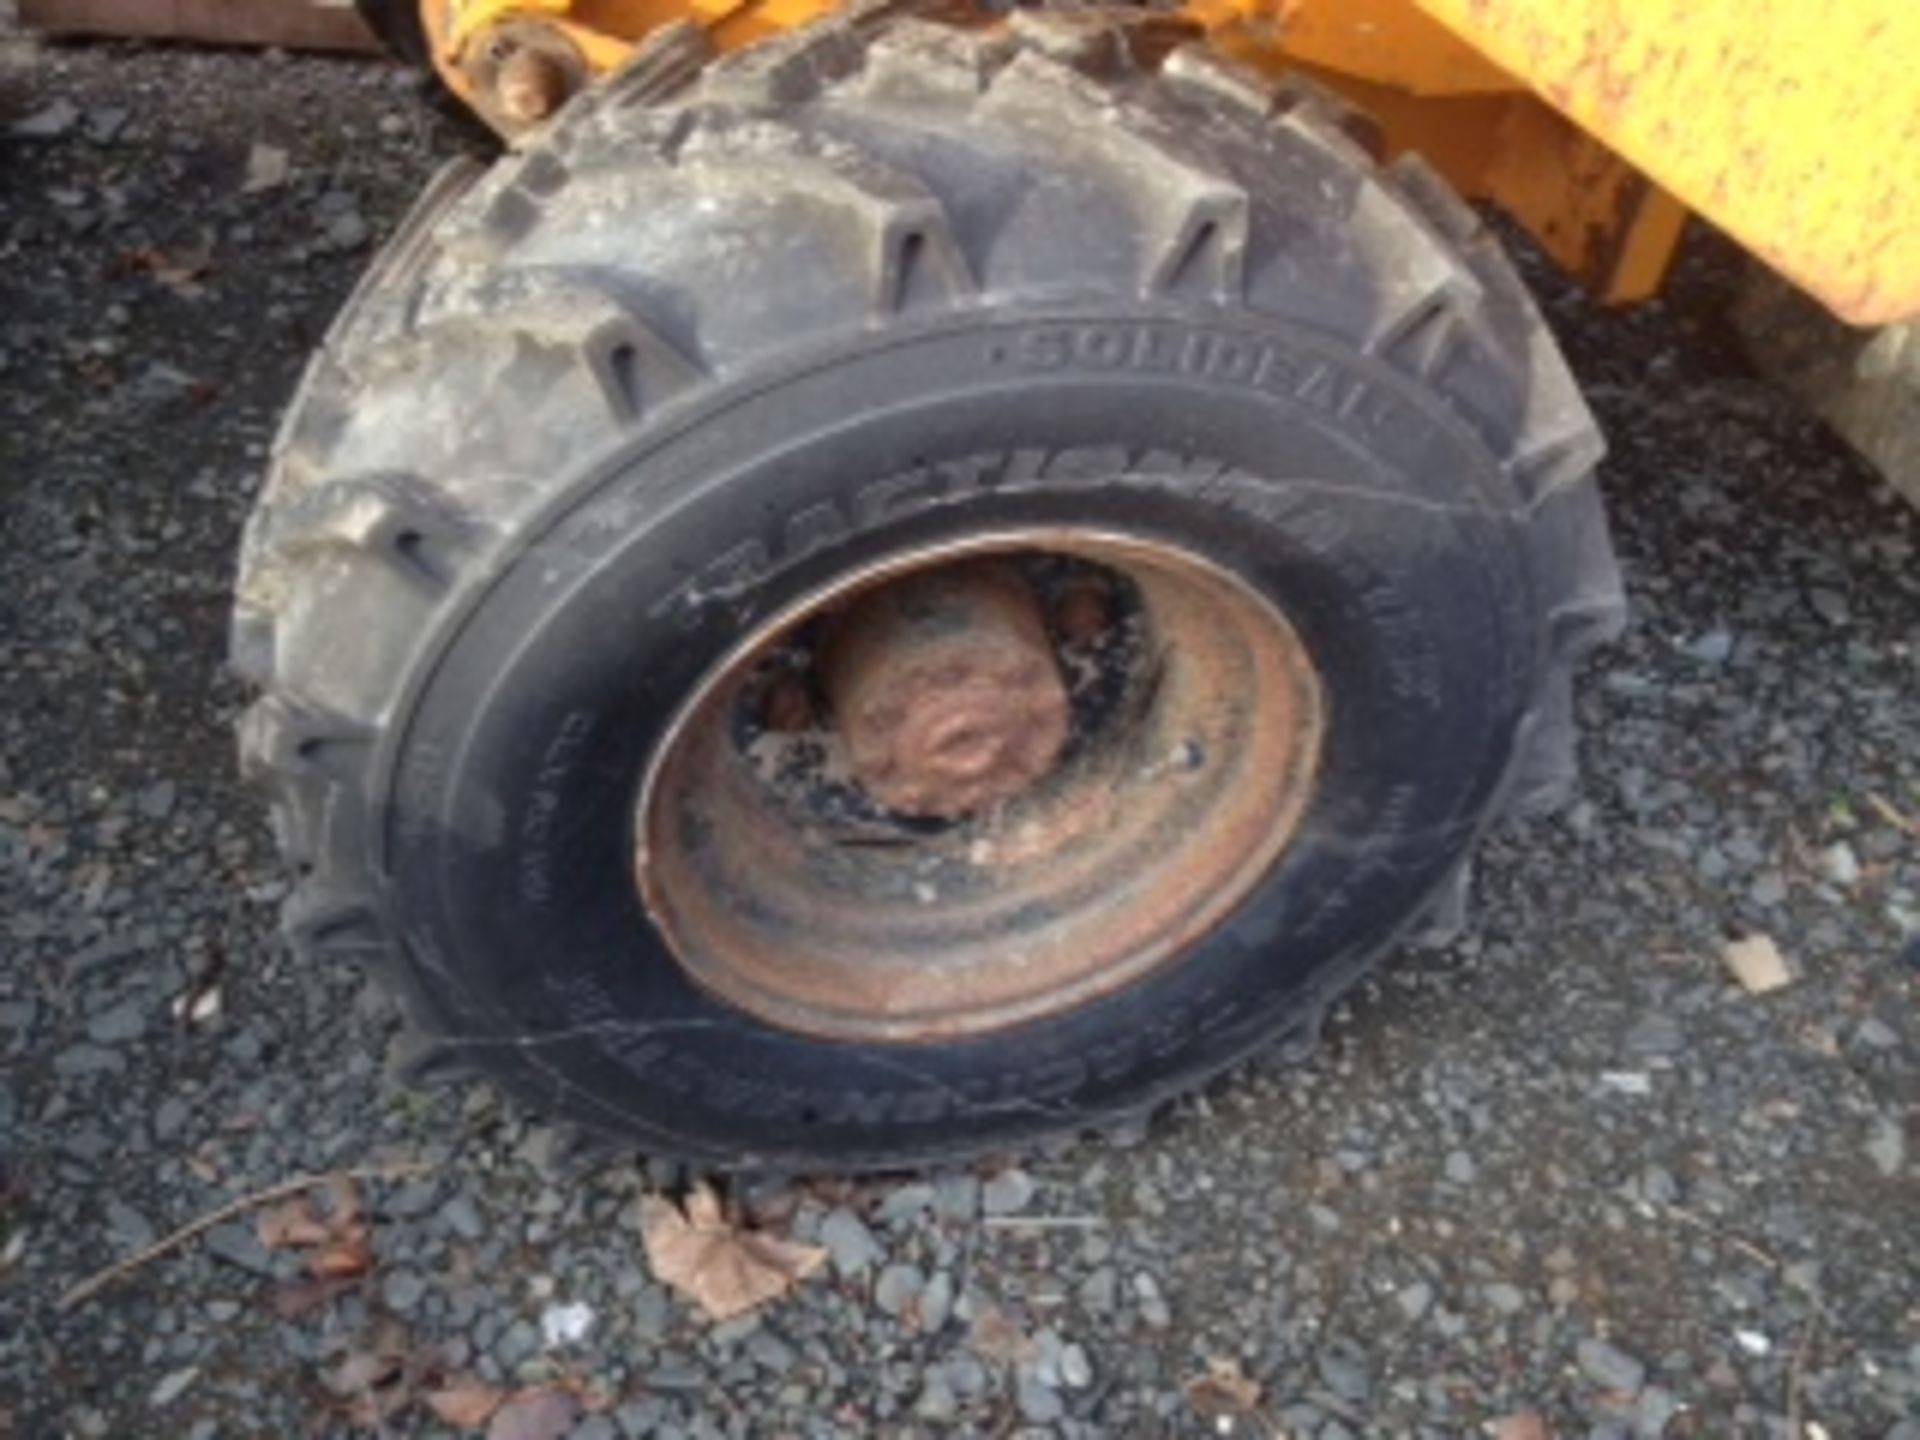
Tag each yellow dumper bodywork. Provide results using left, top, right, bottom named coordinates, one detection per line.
left=1416, top=0, right=1920, bottom=326
left=430, top=0, right=1920, bottom=325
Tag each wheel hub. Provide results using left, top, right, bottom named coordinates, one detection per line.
left=827, top=562, right=1071, bottom=818
left=636, top=534, right=1324, bottom=1043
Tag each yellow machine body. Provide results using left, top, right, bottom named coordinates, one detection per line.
left=427, top=0, right=1920, bottom=325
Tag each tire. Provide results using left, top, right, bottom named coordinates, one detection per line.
left=235, top=7, right=1624, bottom=1171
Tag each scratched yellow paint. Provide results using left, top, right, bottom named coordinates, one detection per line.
left=1413, top=0, right=1920, bottom=324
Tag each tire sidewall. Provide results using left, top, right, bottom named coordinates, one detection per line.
left=380, top=308, right=1538, bottom=1165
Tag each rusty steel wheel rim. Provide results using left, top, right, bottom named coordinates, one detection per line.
left=636, top=532, right=1325, bottom=1044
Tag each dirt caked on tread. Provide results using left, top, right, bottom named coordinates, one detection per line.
left=235, top=7, right=1624, bottom=1169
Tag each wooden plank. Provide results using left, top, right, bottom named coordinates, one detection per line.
left=18, top=0, right=383, bottom=55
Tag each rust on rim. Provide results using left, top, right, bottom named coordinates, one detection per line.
left=636, top=532, right=1324, bottom=1044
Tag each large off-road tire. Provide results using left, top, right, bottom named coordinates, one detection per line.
left=234, top=7, right=1624, bottom=1170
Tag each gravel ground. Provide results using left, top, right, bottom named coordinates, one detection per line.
left=3, top=24, right=1918, bottom=1440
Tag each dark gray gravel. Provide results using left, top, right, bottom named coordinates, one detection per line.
left=2, top=19, right=1917, bottom=1440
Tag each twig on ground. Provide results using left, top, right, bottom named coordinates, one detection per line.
left=1866, top=791, right=1918, bottom=838
left=979, top=1215, right=1105, bottom=1230
left=57, top=1160, right=428, bottom=1310
left=1659, top=1201, right=1784, bottom=1271
left=1657, top=1202, right=1836, bottom=1321
left=1786, top=1313, right=1822, bottom=1438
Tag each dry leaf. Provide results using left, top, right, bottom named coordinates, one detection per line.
left=638, top=1183, right=827, bottom=1322
left=124, top=241, right=212, bottom=293
left=271, top=1274, right=361, bottom=1321
left=257, top=1197, right=332, bottom=1250
left=1723, top=934, right=1793, bottom=995
left=966, top=1306, right=1034, bottom=1364
left=486, top=1388, right=581, bottom=1440
left=425, top=1382, right=507, bottom=1429
left=328, top=1176, right=365, bottom=1229
left=328, top=1347, right=401, bottom=1396
left=327, top=1319, right=420, bottom=1429
left=1494, top=1413, right=1553, bottom=1440
left=308, top=1228, right=373, bottom=1279
left=242, top=142, right=291, bottom=194
left=255, top=1180, right=374, bottom=1278
left=1184, top=1356, right=1262, bottom=1417
left=342, top=1386, right=409, bottom=1430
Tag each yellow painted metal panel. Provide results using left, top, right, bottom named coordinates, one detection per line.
left=1197, top=0, right=1518, bottom=95
left=1414, top=0, right=1920, bottom=324
left=1199, top=42, right=1686, bottom=304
